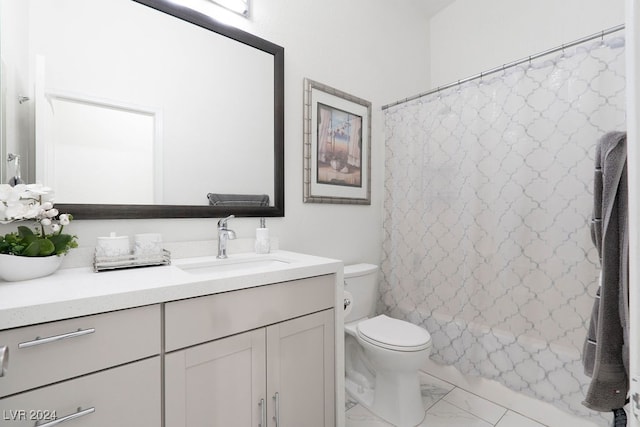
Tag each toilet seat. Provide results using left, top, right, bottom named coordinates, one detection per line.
left=357, top=315, right=431, bottom=352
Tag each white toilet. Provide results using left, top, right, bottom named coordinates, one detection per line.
left=344, top=264, right=431, bottom=427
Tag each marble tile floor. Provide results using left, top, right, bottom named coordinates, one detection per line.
left=345, top=371, right=547, bottom=427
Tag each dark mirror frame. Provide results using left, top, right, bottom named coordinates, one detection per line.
left=56, top=0, right=284, bottom=219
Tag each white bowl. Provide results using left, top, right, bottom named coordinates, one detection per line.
left=0, top=254, right=64, bottom=282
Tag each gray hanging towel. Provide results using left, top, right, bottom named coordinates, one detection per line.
left=582, top=131, right=629, bottom=412
left=207, top=193, right=270, bottom=207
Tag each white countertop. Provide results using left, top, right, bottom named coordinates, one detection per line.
left=0, top=250, right=342, bottom=330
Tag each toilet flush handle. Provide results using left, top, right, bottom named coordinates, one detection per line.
left=344, top=282, right=352, bottom=310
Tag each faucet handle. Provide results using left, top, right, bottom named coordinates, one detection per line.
left=218, top=214, right=235, bottom=228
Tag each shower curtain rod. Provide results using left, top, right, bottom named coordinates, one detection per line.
left=382, top=23, right=625, bottom=110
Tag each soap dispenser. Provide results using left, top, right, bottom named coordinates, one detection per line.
left=254, top=217, right=270, bottom=254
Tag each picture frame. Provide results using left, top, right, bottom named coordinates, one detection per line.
left=303, top=78, right=371, bottom=205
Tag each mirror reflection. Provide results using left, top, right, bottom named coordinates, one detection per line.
left=0, top=0, right=284, bottom=218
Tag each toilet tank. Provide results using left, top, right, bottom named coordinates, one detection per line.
left=344, top=264, right=379, bottom=323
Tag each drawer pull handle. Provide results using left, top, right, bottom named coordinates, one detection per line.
left=35, top=407, right=95, bottom=427
left=0, top=345, right=8, bottom=377
left=258, top=398, right=265, bottom=427
left=18, top=328, right=96, bottom=349
left=272, top=392, right=280, bottom=427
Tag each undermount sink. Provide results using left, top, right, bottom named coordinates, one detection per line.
left=175, top=255, right=291, bottom=275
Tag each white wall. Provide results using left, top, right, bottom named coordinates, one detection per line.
left=7, top=1, right=625, bottom=267
left=430, top=0, right=625, bottom=88
left=241, top=0, right=433, bottom=263
left=0, top=0, right=432, bottom=266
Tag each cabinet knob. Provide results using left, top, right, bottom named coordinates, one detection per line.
left=0, top=345, right=8, bottom=377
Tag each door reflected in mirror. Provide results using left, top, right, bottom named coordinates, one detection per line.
left=0, top=0, right=284, bottom=218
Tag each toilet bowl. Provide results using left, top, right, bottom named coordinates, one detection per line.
left=344, top=264, right=432, bottom=427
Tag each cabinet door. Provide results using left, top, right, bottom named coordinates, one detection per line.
left=267, top=309, right=335, bottom=427
left=165, top=329, right=266, bottom=427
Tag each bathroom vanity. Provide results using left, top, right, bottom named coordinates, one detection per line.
left=0, top=251, right=342, bottom=427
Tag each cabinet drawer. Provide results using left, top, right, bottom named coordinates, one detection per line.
left=0, top=357, right=160, bottom=427
left=0, top=304, right=160, bottom=397
left=165, top=275, right=335, bottom=351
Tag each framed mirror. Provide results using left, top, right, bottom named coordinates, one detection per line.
left=0, top=0, right=284, bottom=219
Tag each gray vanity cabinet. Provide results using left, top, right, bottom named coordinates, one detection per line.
left=0, top=305, right=161, bottom=426
left=164, top=275, right=336, bottom=427
left=266, top=309, right=335, bottom=427
left=165, top=328, right=266, bottom=426
left=0, top=357, right=161, bottom=426
left=0, top=270, right=338, bottom=426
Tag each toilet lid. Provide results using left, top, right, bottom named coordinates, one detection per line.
left=357, top=315, right=431, bottom=351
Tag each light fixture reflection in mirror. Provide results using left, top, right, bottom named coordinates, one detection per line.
left=210, top=0, right=249, bottom=17
left=168, top=0, right=249, bottom=25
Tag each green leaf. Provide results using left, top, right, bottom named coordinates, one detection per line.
left=1, top=226, right=77, bottom=257
left=22, top=238, right=55, bottom=257
left=22, top=241, right=41, bottom=256
left=39, top=239, right=56, bottom=256
left=49, top=234, right=73, bottom=254
left=17, top=226, right=38, bottom=244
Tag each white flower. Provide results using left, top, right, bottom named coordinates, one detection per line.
left=0, top=183, right=76, bottom=256
left=24, top=183, right=52, bottom=196
left=45, top=208, right=59, bottom=218
left=0, top=184, right=23, bottom=204
left=59, top=214, right=70, bottom=226
left=4, top=202, right=28, bottom=220
left=0, top=183, right=72, bottom=233
left=23, top=204, right=42, bottom=219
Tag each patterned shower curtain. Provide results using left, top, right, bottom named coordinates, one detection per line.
left=381, top=33, right=625, bottom=425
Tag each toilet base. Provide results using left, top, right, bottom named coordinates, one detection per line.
left=344, top=315, right=431, bottom=426
left=346, top=376, right=375, bottom=408
left=346, top=369, right=426, bottom=427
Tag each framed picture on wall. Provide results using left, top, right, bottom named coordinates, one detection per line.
left=303, top=78, right=371, bottom=205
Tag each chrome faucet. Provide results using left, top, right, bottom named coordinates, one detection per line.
left=217, top=215, right=236, bottom=259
